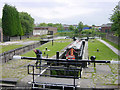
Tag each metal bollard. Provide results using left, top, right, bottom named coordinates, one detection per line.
left=46, top=54, right=48, bottom=58
left=56, top=51, right=59, bottom=65
left=52, top=40, right=53, bottom=46
left=56, top=51, right=59, bottom=59
left=45, top=47, right=47, bottom=51
left=90, top=56, right=96, bottom=67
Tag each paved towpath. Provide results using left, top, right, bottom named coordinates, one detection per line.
left=98, top=39, right=120, bottom=56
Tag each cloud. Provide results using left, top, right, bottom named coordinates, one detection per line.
left=0, top=0, right=119, bottom=25
left=15, top=0, right=99, bottom=19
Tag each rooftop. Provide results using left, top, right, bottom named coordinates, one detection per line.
left=101, top=23, right=112, bottom=27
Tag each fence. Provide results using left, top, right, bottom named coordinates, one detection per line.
left=3, top=35, right=33, bottom=42
left=101, top=33, right=119, bottom=45
left=0, top=41, right=48, bottom=63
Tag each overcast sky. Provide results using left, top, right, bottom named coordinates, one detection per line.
left=0, top=0, right=119, bottom=26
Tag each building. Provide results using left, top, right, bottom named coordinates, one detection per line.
left=63, top=24, right=78, bottom=31
left=73, top=25, right=78, bottom=29
left=101, top=23, right=112, bottom=33
left=83, top=27, right=92, bottom=30
left=0, top=28, right=3, bottom=42
left=33, top=27, right=57, bottom=36
left=94, top=26, right=101, bottom=30
left=63, top=24, right=69, bottom=31
left=48, top=27, right=57, bottom=35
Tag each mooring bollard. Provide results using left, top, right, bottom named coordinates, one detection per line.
left=52, top=40, right=53, bottom=46
left=56, top=51, right=59, bottom=59
left=90, top=56, right=96, bottom=67
left=97, top=48, right=99, bottom=52
left=44, top=52, right=46, bottom=55
left=56, top=51, right=59, bottom=65
left=45, top=47, right=47, bottom=51
left=46, top=54, right=48, bottom=58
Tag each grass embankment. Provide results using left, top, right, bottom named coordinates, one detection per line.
left=0, top=35, right=46, bottom=53
left=102, top=38, right=120, bottom=50
left=88, top=39, right=118, bottom=60
left=22, top=39, right=72, bottom=58
left=1, top=45, right=23, bottom=53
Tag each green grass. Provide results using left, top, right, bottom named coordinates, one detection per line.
left=1, top=35, right=48, bottom=53
left=22, top=36, right=41, bottom=41
left=2, top=45, right=23, bottom=53
left=88, top=39, right=118, bottom=60
left=102, top=38, right=120, bottom=50
left=22, top=39, right=72, bottom=58
left=21, top=35, right=46, bottom=41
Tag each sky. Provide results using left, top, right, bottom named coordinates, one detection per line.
left=0, top=0, right=119, bottom=26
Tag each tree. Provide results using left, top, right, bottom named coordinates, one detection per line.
left=110, top=5, right=120, bottom=36
left=74, top=28, right=79, bottom=37
left=2, top=4, right=23, bottom=37
left=84, top=24, right=89, bottom=28
left=92, top=25, right=95, bottom=27
left=68, top=25, right=74, bottom=30
left=48, top=23, right=53, bottom=27
left=19, top=12, right=34, bottom=35
left=37, top=23, right=48, bottom=27
left=54, top=23, right=64, bottom=31
left=0, top=18, right=2, bottom=27
left=78, top=21, right=84, bottom=31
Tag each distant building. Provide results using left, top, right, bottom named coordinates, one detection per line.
left=101, top=23, right=112, bottom=33
left=48, top=27, right=57, bottom=35
left=33, top=27, right=57, bottom=36
left=63, top=24, right=69, bottom=31
left=73, top=25, right=78, bottom=29
left=0, top=28, right=3, bottom=42
left=83, top=27, right=92, bottom=30
left=93, top=26, right=101, bottom=31
left=63, top=24, right=78, bottom=31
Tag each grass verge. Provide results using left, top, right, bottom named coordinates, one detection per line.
left=2, top=45, right=23, bottom=53
left=88, top=39, right=118, bottom=60
left=22, top=39, right=72, bottom=58
left=102, top=38, right=120, bottom=50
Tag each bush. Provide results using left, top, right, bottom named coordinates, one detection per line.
left=58, top=31, right=74, bottom=38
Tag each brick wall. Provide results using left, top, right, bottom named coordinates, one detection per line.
left=101, top=27, right=111, bottom=33
left=48, top=27, right=57, bottom=34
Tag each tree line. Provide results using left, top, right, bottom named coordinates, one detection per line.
left=36, top=23, right=64, bottom=31
left=36, top=21, right=90, bottom=31
left=110, top=3, right=120, bottom=36
left=2, top=4, right=34, bottom=37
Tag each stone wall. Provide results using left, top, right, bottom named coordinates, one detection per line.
left=105, top=33, right=119, bottom=45
left=0, top=41, right=48, bottom=63
left=3, top=35, right=33, bottom=42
